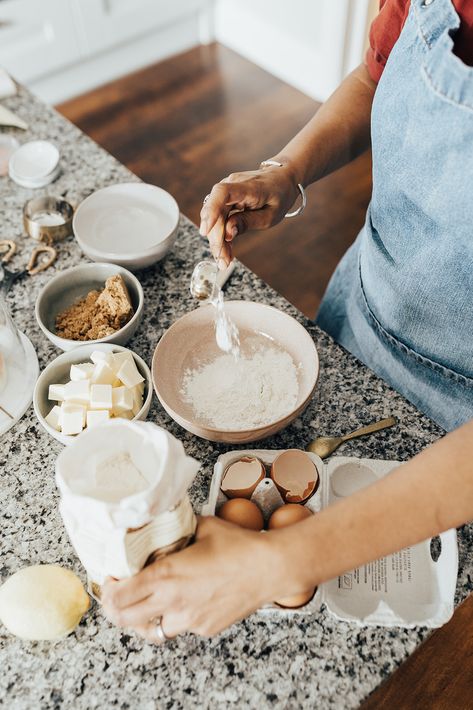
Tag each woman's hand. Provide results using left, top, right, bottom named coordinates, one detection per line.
left=101, top=516, right=290, bottom=641
left=200, top=163, right=300, bottom=268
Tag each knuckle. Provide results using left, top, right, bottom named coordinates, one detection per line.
left=211, top=182, right=225, bottom=196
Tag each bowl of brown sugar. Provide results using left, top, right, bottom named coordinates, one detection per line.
left=35, top=263, right=144, bottom=351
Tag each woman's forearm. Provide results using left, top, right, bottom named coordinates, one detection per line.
left=267, top=420, right=473, bottom=596
left=272, top=63, right=376, bottom=188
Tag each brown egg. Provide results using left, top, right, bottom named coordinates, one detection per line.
left=267, top=503, right=315, bottom=609
left=268, top=503, right=313, bottom=529
left=274, top=589, right=317, bottom=609
left=221, top=457, right=266, bottom=499
left=270, top=449, right=319, bottom=504
left=216, top=498, right=264, bottom=531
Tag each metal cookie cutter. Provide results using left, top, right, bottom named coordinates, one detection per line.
left=23, top=195, right=74, bottom=243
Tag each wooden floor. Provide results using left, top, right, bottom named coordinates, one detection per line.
left=58, top=43, right=372, bottom=318
left=57, top=43, right=472, bottom=709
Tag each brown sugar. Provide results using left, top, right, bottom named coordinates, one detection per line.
left=56, top=274, right=134, bottom=341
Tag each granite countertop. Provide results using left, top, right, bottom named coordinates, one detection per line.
left=1, top=86, right=472, bottom=710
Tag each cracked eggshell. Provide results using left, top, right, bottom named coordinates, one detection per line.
left=220, top=456, right=266, bottom=499
left=270, top=449, right=319, bottom=504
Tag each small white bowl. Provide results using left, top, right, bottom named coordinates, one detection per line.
left=33, top=343, right=153, bottom=446
left=9, top=140, right=59, bottom=187
left=35, top=262, right=144, bottom=352
left=73, top=183, right=179, bottom=270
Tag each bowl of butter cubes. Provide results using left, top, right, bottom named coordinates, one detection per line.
left=33, top=343, right=152, bottom=445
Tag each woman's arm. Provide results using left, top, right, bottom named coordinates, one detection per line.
left=102, top=420, right=473, bottom=640
left=200, top=63, right=376, bottom=266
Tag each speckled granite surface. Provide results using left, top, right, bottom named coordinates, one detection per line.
left=1, top=87, right=472, bottom=710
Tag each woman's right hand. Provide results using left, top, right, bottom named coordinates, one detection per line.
left=199, top=162, right=300, bottom=268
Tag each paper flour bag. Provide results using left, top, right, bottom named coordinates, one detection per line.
left=56, top=420, right=200, bottom=597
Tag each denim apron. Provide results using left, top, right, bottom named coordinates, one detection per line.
left=316, top=0, right=473, bottom=431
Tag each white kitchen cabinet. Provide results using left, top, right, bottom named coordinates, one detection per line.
left=72, top=0, right=208, bottom=56
left=0, top=0, right=212, bottom=102
left=0, top=0, right=82, bottom=83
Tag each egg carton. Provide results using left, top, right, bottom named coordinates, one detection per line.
left=202, top=450, right=458, bottom=628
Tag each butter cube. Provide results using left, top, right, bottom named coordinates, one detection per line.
left=86, top=409, right=110, bottom=428
left=45, top=405, right=62, bottom=431
left=116, top=358, right=144, bottom=389
left=90, top=384, right=113, bottom=410
left=118, top=409, right=134, bottom=420
left=113, top=351, right=134, bottom=372
left=70, top=363, right=94, bottom=381
left=61, top=402, right=87, bottom=426
left=64, top=380, right=90, bottom=405
left=111, top=386, right=133, bottom=414
left=90, top=350, right=114, bottom=367
left=131, top=385, right=144, bottom=416
left=60, top=405, right=85, bottom=436
left=91, top=361, right=116, bottom=386
left=48, top=383, right=65, bottom=402
left=135, top=381, right=145, bottom=395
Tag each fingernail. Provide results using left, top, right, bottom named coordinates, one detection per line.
left=217, top=258, right=227, bottom=271
left=199, top=220, right=208, bottom=236
left=231, top=225, right=238, bottom=239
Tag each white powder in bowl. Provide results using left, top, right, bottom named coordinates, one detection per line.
left=181, top=344, right=299, bottom=430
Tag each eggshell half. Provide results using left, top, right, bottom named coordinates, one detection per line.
left=270, top=449, right=319, bottom=504
left=221, top=456, right=266, bottom=499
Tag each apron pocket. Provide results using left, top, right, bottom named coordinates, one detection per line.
left=357, top=257, right=473, bottom=389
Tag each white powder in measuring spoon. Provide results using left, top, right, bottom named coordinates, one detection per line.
left=181, top=345, right=299, bottom=430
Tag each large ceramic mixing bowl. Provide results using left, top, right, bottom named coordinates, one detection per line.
left=152, top=301, right=319, bottom=443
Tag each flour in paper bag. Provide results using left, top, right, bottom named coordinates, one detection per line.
left=94, top=451, right=149, bottom=503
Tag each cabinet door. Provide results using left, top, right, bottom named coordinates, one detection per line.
left=0, top=0, right=82, bottom=83
left=73, top=0, right=207, bottom=55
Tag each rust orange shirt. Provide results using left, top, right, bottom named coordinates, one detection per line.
left=366, top=0, right=473, bottom=82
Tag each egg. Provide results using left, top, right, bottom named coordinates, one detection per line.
left=274, top=589, right=316, bottom=609
left=270, top=449, right=319, bottom=504
left=221, top=456, right=266, bottom=499
left=268, top=502, right=313, bottom=529
left=216, top=498, right=264, bottom=531
left=268, top=503, right=315, bottom=609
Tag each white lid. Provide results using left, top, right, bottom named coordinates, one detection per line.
left=9, top=140, right=59, bottom=181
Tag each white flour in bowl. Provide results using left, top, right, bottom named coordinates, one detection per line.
left=181, top=341, right=299, bottom=430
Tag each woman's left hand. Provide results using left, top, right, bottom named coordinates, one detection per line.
left=101, top=516, right=279, bottom=641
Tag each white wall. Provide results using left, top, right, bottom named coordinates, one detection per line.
left=214, top=0, right=374, bottom=102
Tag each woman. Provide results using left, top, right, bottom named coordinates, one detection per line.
left=102, top=0, right=473, bottom=641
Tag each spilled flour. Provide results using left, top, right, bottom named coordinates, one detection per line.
left=181, top=342, right=299, bottom=430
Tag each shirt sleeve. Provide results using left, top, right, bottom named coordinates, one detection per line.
left=365, top=0, right=410, bottom=83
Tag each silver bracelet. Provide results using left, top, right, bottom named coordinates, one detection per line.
left=260, top=159, right=307, bottom=218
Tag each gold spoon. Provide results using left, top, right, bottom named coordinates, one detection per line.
left=306, top=416, right=397, bottom=458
